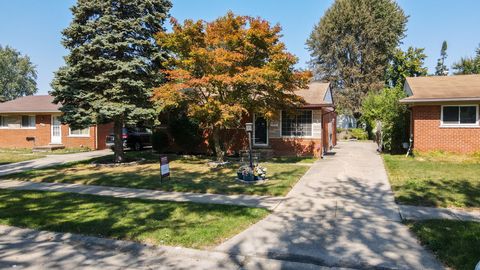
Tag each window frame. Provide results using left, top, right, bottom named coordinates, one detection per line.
left=68, top=127, right=91, bottom=137
left=280, top=110, right=314, bottom=138
left=21, top=115, right=36, bottom=129
left=440, top=105, right=480, bottom=128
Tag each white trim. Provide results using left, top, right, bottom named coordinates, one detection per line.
left=253, top=114, right=269, bottom=146
left=401, top=97, right=480, bottom=103
left=68, top=127, right=91, bottom=137
left=280, top=109, right=314, bottom=139
left=440, top=104, right=480, bottom=127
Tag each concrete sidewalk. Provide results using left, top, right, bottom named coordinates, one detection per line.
left=0, top=180, right=283, bottom=210
left=0, top=225, right=355, bottom=270
left=0, top=150, right=111, bottom=176
left=216, top=142, right=444, bottom=270
left=399, top=204, right=480, bottom=222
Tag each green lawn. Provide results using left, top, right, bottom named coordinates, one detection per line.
left=0, top=189, right=268, bottom=248
left=0, top=148, right=92, bottom=165
left=383, top=154, right=480, bottom=208
left=0, top=149, right=46, bottom=165
left=407, top=220, right=480, bottom=270
left=3, top=152, right=310, bottom=197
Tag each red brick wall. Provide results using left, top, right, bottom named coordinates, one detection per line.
left=412, top=105, right=480, bottom=153
left=96, top=123, right=114, bottom=150
left=0, top=114, right=110, bottom=150
left=270, top=138, right=322, bottom=157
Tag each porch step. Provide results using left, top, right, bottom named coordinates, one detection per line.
left=32, top=144, right=66, bottom=152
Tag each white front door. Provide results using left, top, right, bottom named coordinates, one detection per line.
left=51, top=116, right=62, bottom=144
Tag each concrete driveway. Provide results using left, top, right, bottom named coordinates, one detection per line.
left=216, top=141, right=444, bottom=270
left=0, top=150, right=111, bottom=176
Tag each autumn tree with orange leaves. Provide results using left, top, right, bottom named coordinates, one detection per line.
left=154, top=12, right=310, bottom=161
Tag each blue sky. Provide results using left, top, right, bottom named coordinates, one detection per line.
left=0, top=0, right=479, bottom=94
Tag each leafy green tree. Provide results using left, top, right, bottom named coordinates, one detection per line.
left=52, top=0, right=171, bottom=162
left=307, top=0, right=407, bottom=118
left=435, top=41, right=449, bottom=76
left=361, top=87, right=407, bottom=153
left=0, top=45, right=37, bottom=101
left=452, top=45, right=480, bottom=75
left=386, top=47, right=428, bottom=88
left=154, top=12, right=310, bottom=161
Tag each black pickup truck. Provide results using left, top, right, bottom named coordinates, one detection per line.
left=105, top=127, right=152, bottom=151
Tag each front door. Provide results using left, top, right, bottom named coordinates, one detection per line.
left=254, top=116, right=268, bottom=146
left=51, top=116, right=62, bottom=144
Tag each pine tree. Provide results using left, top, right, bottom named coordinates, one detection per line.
left=452, top=44, right=480, bottom=75
left=51, top=0, right=171, bottom=162
left=435, top=41, right=449, bottom=76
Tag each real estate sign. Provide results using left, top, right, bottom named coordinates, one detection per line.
left=160, top=155, right=170, bottom=179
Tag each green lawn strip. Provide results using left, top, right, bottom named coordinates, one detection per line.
left=4, top=152, right=309, bottom=197
left=0, top=149, right=46, bottom=165
left=0, top=189, right=269, bottom=248
left=382, top=154, right=480, bottom=208
left=407, top=220, right=480, bottom=270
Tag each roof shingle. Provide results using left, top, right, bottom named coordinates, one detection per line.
left=0, top=95, right=60, bottom=113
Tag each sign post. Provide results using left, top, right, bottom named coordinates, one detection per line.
left=245, top=123, right=254, bottom=169
left=160, top=155, right=170, bottom=182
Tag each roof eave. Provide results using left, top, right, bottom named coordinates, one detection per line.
left=400, top=97, right=480, bottom=104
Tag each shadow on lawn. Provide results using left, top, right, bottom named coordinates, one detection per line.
left=396, top=178, right=480, bottom=207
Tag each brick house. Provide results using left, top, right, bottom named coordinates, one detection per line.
left=235, top=81, right=336, bottom=158
left=0, top=95, right=112, bottom=150
left=400, top=75, right=480, bottom=153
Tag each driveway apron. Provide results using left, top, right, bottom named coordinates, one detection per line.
left=216, top=141, right=444, bottom=270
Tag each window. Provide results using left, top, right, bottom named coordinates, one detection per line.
left=441, top=105, right=478, bottom=126
left=69, top=127, right=90, bottom=137
left=21, top=115, right=35, bottom=128
left=281, top=110, right=312, bottom=137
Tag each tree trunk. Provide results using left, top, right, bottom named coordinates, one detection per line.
left=113, top=118, right=125, bottom=163
left=212, top=127, right=225, bottom=162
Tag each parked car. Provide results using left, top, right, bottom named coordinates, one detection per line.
left=106, top=127, right=152, bottom=151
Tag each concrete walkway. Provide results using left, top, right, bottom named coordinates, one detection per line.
left=0, top=150, right=111, bottom=176
left=0, top=180, right=283, bottom=210
left=216, top=142, right=444, bottom=270
left=0, top=225, right=355, bottom=270
left=399, top=204, right=480, bottom=222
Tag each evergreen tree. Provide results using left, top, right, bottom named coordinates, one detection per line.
left=52, top=0, right=171, bottom=162
left=0, top=45, right=37, bottom=101
left=435, top=41, right=449, bottom=76
left=307, top=0, right=407, bottom=118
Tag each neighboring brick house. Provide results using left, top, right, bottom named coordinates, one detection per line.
left=400, top=75, right=480, bottom=153
left=0, top=95, right=112, bottom=150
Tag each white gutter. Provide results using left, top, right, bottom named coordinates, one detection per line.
left=400, top=97, right=480, bottom=104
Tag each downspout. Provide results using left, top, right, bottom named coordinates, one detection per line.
left=406, top=107, right=413, bottom=157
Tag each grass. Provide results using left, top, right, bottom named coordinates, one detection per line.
left=0, top=147, right=92, bottom=165
left=407, top=220, right=480, bottom=270
left=0, top=189, right=268, bottom=248
left=383, top=153, right=480, bottom=208
left=3, top=151, right=310, bottom=197
left=0, top=149, right=46, bottom=165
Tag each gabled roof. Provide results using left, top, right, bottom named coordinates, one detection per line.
left=0, top=95, right=61, bottom=113
left=295, top=81, right=333, bottom=107
left=401, top=75, right=480, bottom=103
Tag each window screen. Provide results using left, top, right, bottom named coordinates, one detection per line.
left=21, top=115, right=35, bottom=128
left=281, top=110, right=312, bottom=136
left=442, top=106, right=477, bottom=125
left=70, top=127, right=90, bottom=136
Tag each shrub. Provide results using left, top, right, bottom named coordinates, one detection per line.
left=168, top=115, right=203, bottom=154
left=361, top=87, right=408, bottom=153
left=151, top=130, right=170, bottom=153
left=350, top=128, right=368, bottom=140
